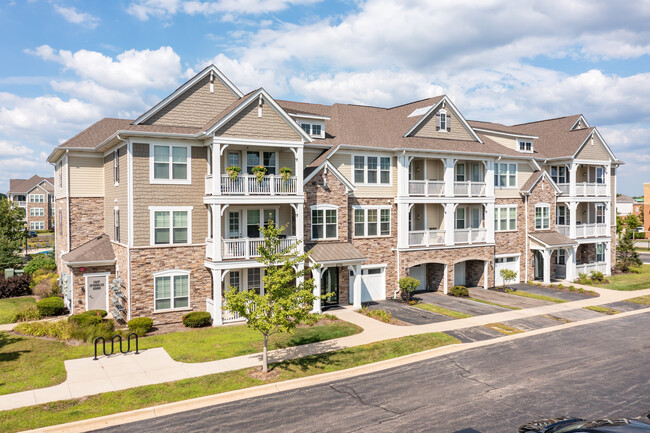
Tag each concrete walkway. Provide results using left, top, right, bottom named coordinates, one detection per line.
left=1, top=286, right=648, bottom=412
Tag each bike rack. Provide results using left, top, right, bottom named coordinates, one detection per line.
left=94, top=333, right=139, bottom=360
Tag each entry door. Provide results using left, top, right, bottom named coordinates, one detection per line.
left=454, top=262, right=466, bottom=286
left=322, top=268, right=339, bottom=305
left=410, top=265, right=426, bottom=291
left=534, top=251, right=544, bottom=280
left=86, top=274, right=108, bottom=311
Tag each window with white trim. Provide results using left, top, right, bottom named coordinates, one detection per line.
left=229, top=271, right=240, bottom=291
left=495, top=206, right=517, bottom=231
left=114, top=209, right=120, bottom=242
left=30, top=208, right=44, bottom=217
left=535, top=205, right=550, bottom=230
left=152, top=145, right=189, bottom=182
left=518, top=139, right=533, bottom=153
left=556, top=249, right=566, bottom=265
left=113, top=149, right=120, bottom=184
left=154, top=271, right=189, bottom=310
left=246, top=151, right=276, bottom=175
left=58, top=161, right=63, bottom=188
left=353, top=207, right=390, bottom=237
left=311, top=206, right=337, bottom=239
left=248, top=268, right=262, bottom=294
left=299, top=122, right=325, bottom=138
left=151, top=208, right=191, bottom=245
left=557, top=205, right=569, bottom=226
left=227, top=151, right=240, bottom=168
left=29, top=194, right=44, bottom=203
left=596, top=243, right=606, bottom=262
left=30, top=221, right=44, bottom=230
left=437, top=109, right=449, bottom=132
left=596, top=204, right=605, bottom=224
left=352, top=155, right=391, bottom=185
left=550, top=166, right=567, bottom=184
left=495, top=163, right=517, bottom=188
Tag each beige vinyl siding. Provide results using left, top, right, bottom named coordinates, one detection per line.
left=104, top=146, right=129, bottom=243
left=412, top=107, right=475, bottom=141
left=216, top=102, right=303, bottom=141
left=278, top=150, right=295, bottom=172
left=425, top=159, right=444, bottom=179
left=132, top=142, right=208, bottom=247
left=481, top=133, right=518, bottom=152
left=69, top=155, right=104, bottom=197
left=576, top=135, right=610, bottom=161
left=55, top=156, right=68, bottom=199
left=495, top=161, right=533, bottom=198
left=145, top=75, right=238, bottom=128
left=328, top=151, right=397, bottom=198
left=304, top=149, right=324, bottom=165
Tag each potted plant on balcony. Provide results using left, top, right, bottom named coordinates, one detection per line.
left=251, top=165, right=267, bottom=183
left=279, top=166, right=293, bottom=182
left=225, top=166, right=240, bottom=181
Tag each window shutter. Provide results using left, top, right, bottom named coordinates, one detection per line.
left=446, top=114, right=451, bottom=132
left=435, top=113, right=441, bottom=131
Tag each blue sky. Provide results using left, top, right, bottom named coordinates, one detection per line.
left=1, top=0, right=649, bottom=195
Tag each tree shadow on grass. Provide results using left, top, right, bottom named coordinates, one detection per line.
left=269, top=349, right=345, bottom=374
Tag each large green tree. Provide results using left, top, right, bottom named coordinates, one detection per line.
left=224, top=221, right=319, bottom=373
left=616, top=235, right=642, bottom=272
left=0, top=198, right=26, bottom=269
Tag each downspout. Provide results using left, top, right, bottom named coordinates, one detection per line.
left=525, top=194, right=529, bottom=282
left=394, top=248, right=400, bottom=299
left=66, top=150, right=71, bottom=253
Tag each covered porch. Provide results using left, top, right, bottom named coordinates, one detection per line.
left=529, top=231, right=579, bottom=284
left=207, top=263, right=268, bottom=326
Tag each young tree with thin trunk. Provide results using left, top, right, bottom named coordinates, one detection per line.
left=0, top=198, right=26, bottom=269
left=224, top=220, right=318, bottom=373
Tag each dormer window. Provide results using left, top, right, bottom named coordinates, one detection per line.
left=517, top=139, right=533, bottom=153
left=299, top=122, right=325, bottom=138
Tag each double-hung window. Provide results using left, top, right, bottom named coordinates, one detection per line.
left=246, top=151, right=276, bottom=175
left=518, top=140, right=533, bottom=152
left=113, top=149, right=120, bottom=184
left=248, top=268, right=262, bottom=294
left=595, top=204, right=605, bottom=224
left=596, top=243, right=606, bottom=262
left=535, top=205, right=550, bottom=230
left=311, top=206, right=337, bottom=239
left=29, top=194, right=44, bottom=203
left=30, top=221, right=44, bottom=230
left=299, top=122, right=324, bottom=138
left=352, top=155, right=391, bottom=185
left=114, top=209, right=120, bottom=242
left=495, top=206, right=517, bottom=231
left=152, top=145, right=189, bottom=182
left=354, top=207, right=390, bottom=237
left=30, top=208, right=44, bottom=217
left=557, top=205, right=569, bottom=226
left=556, top=249, right=566, bottom=265
left=495, top=163, right=517, bottom=188
left=154, top=271, right=189, bottom=311
left=550, top=166, right=567, bottom=184
left=151, top=207, right=191, bottom=245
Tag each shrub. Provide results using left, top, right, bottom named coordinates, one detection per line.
left=568, top=285, right=576, bottom=292
left=15, top=320, right=73, bottom=340
left=182, top=311, right=212, bottom=328
left=0, top=274, right=32, bottom=298
left=449, top=285, right=469, bottom=297
left=360, top=307, right=392, bottom=323
left=128, top=317, right=154, bottom=336
left=590, top=271, right=605, bottom=283
left=558, top=284, right=564, bottom=290
left=23, top=255, right=56, bottom=275
left=499, top=269, right=517, bottom=289
left=68, top=312, right=103, bottom=327
left=85, top=309, right=108, bottom=318
left=70, top=319, right=116, bottom=343
left=578, top=288, right=585, bottom=294
left=577, top=272, right=592, bottom=285
left=398, top=276, right=420, bottom=302
left=11, top=305, right=41, bottom=322
left=36, top=296, right=65, bottom=317
left=30, top=270, right=59, bottom=297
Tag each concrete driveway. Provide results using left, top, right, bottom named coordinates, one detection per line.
left=468, top=287, right=551, bottom=309
left=364, top=300, right=453, bottom=325
left=415, top=291, right=511, bottom=316
left=510, top=283, right=594, bottom=301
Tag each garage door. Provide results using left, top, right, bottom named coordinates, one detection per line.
left=350, top=266, right=386, bottom=303
left=495, top=256, right=520, bottom=286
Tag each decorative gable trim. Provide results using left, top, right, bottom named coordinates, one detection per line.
left=133, top=65, right=244, bottom=125
left=304, top=160, right=355, bottom=193
left=570, top=115, right=590, bottom=131
left=403, top=96, right=483, bottom=143
left=572, top=129, right=616, bottom=161
left=206, top=88, right=313, bottom=142
left=520, top=170, right=562, bottom=196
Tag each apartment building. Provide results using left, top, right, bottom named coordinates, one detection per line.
left=7, top=175, right=55, bottom=231
left=48, top=65, right=621, bottom=325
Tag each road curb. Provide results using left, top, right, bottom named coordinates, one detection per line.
left=19, top=307, right=649, bottom=433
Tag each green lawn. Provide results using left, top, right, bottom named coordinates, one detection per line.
left=483, top=322, right=523, bottom=335
left=584, top=306, right=619, bottom=315
left=505, top=289, right=566, bottom=303
left=0, top=297, right=36, bottom=324
left=1, top=320, right=362, bottom=395
left=594, top=265, right=650, bottom=291
left=0, top=332, right=459, bottom=433
left=412, top=303, right=472, bottom=319
left=623, top=294, right=650, bottom=305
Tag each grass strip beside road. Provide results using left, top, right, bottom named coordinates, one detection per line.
left=412, top=303, right=472, bottom=319
left=483, top=323, right=523, bottom=335
left=623, top=294, right=650, bottom=305
left=505, top=289, right=566, bottom=304
left=584, top=306, right=619, bottom=315
left=0, top=297, right=36, bottom=324
left=0, top=332, right=459, bottom=433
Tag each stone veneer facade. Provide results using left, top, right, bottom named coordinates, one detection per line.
left=69, top=197, right=105, bottom=250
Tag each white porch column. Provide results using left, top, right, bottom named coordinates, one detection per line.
left=295, top=147, right=304, bottom=195
left=605, top=241, right=612, bottom=276
left=483, top=260, right=489, bottom=289
left=443, top=158, right=456, bottom=197
left=312, top=267, right=322, bottom=313
left=542, top=249, right=551, bottom=284
left=211, top=269, right=223, bottom=326
left=569, top=162, right=578, bottom=197
left=443, top=264, right=448, bottom=294
left=212, top=141, right=222, bottom=196
left=397, top=154, right=410, bottom=197
left=212, top=204, right=222, bottom=261
left=444, top=203, right=456, bottom=246
left=295, top=203, right=304, bottom=251
left=397, top=202, right=410, bottom=248
left=568, top=202, right=578, bottom=239
left=484, top=202, right=495, bottom=244
left=485, top=161, right=495, bottom=197
left=352, top=264, right=362, bottom=310
left=566, top=245, right=577, bottom=282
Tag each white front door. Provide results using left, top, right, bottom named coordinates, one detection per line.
left=86, top=273, right=108, bottom=311
left=454, top=262, right=466, bottom=286
left=495, top=256, right=520, bottom=286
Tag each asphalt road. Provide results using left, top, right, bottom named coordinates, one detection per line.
left=639, top=252, right=650, bottom=264
left=97, top=313, right=650, bottom=433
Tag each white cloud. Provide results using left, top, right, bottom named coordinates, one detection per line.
left=0, top=140, right=34, bottom=157
left=53, top=5, right=101, bottom=29
left=126, top=0, right=180, bottom=20
left=126, top=0, right=320, bottom=20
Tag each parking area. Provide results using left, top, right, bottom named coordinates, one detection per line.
left=415, top=291, right=511, bottom=316
left=364, top=300, right=453, bottom=325
left=509, top=283, right=595, bottom=301
left=467, top=287, right=550, bottom=309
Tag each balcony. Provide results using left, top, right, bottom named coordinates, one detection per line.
left=454, top=228, right=487, bottom=244
left=557, top=183, right=608, bottom=197
left=454, top=181, right=486, bottom=197
left=557, top=224, right=609, bottom=239
left=220, top=174, right=297, bottom=196
left=221, top=236, right=299, bottom=260
left=408, top=229, right=445, bottom=247
left=408, top=180, right=444, bottom=197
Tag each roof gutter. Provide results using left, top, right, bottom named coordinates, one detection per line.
left=63, top=259, right=116, bottom=267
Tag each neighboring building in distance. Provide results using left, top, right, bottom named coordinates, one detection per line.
left=7, top=175, right=55, bottom=231
left=644, top=184, right=650, bottom=234
left=616, top=194, right=635, bottom=216
left=47, top=65, right=622, bottom=326
left=633, top=197, right=643, bottom=218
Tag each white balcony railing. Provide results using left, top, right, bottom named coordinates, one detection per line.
left=557, top=183, right=570, bottom=195
left=454, top=181, right=486, bottom=197
left=558, top=224, right=609, bottom=238
left=408, top=229, right=445, bottom=247
left=557, top=225, right=571, bottom=237
left=575, top=182, right=608, bottom=197
left=222, top=300, right=247, bottom=323
left=222, top=236, right=299, bottom=259
left=576, top=262, right=608, bottom=275
left=205, top=237, right=215, bottom=259
left=454, top=228, right=487, bottom=244
left=219, top=174, right=297, bottom=196
left=408, top=180, right=445, bottom=197
left=205, top=175, right=213, bottom=195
